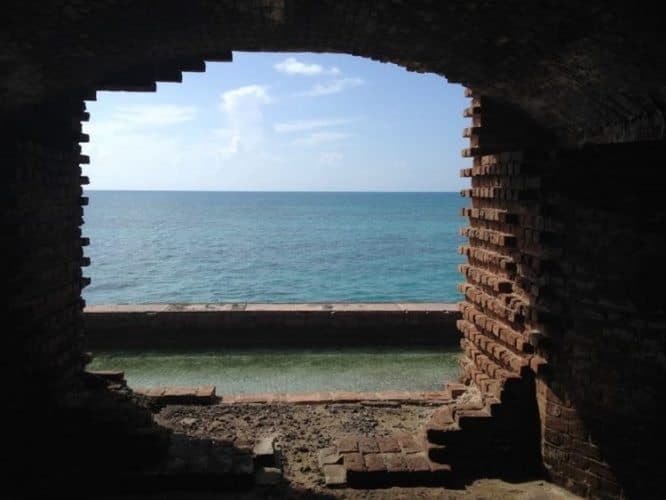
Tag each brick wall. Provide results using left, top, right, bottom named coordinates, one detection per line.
left=3, top=97, right=171, bottom=489
left=3, top=3, right=666, bottom=494
left=459, top=92, right=666, bottom=498
left=4, top=97, right=90, bottom=404
left=457, top=91, right=548, bottom=396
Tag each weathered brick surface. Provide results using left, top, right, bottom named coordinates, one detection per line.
left=451, top=92, right=558, bottom=484
left=334, top=429, right=454, bottom=487
left=529, top=142, right=666, bottom=499
left=456, top=92, right=666, bottom=498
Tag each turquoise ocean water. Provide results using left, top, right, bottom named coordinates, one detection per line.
left=83, top=191, right=466, bottom=304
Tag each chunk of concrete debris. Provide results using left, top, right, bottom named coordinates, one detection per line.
left=179, top=417, right=198, bottom=427
left=318, top=447, right=342, bottom=467
left=253, top=435, right=276, bottom=466
left=323, top=464, right=347, bottom=488
left=256, top=466, right=282, bottom=486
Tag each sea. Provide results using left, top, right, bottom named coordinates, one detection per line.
left=83, top=191, right=466, bottom=305
left=84, top=191, right=467, bottom=392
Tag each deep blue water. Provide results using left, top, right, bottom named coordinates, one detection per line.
left=83, top=191, right=466, bottom=304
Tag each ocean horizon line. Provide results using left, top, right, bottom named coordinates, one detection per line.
left=84, top=189, right=461, bottom=194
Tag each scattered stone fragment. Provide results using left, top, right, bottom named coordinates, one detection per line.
left=253, top=435, right=275, bottom=466
left=179, top=417, right=198, bottom=427
left=322, top=464, right=347, bottom=487
left=318, top=447, right=342, bottom=467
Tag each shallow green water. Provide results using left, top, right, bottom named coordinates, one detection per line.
left=89, top=349, right=461, bottom=393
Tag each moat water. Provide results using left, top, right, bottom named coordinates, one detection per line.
left=89, top=348, right=461, bottom=393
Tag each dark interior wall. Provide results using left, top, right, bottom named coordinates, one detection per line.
left=3, top=99, right=171, bottom=488
left=3, top=97, right=89, bottom=405
left=535, top=143, right=666, bottom=498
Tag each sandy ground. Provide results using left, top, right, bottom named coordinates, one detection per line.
left=107, top=402, right=584, bottom=499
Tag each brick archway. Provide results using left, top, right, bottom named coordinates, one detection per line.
left=4, top=2, right=666, bottom=498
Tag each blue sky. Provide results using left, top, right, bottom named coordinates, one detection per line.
left=83, top=52, right=469, bottom=192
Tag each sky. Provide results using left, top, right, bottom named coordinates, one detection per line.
left=83, top=52, right=469, bottom=192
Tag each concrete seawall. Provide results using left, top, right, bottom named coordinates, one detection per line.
left=84, top=303, right=461, bottom=349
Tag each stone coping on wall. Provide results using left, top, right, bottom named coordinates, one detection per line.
left=133, top=386, right=457, bottom=406
left=85, top=303, right=460, bottom=313
left=83, top=303, right=461, bottom=349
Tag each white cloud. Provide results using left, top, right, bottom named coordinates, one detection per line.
left=292, top=132, right=351, bottom=146
left=217, top=85, right=272, bottom=156
left=319, top=152, right=344, bottom=165
left=220, top=85, right=272, bottom=113
left=274, top=57, right=340, bottom=76
left=110, top=104, right=197, bottom=126
left=84, top=104, right=197, bottom=140
left=82, top=122, right=219, bottom=191
left=299, top=78, right=364, bottom=97
left=273, top=118, right=353, bottom=133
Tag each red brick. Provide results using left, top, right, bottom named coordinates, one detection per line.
left=344, top=452, right=365, bottom=473
left=376, top=436, right=400, bottom=453
left=382, top=453, right=407, bottom=473
left=431, top=407, right=454, bottom=426
left=363, top=453, right=386, bottom=472
left=337, top=436, right=358, bottom=453
left=395, top=433, right=420, bottom=454
left=405, top=453, right=431, bottom=472
left=358, top=437, right=379, bottom=454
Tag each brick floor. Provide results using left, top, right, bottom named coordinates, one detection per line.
left=331, top=430, right=454, bottom=488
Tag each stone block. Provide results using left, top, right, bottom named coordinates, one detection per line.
left=254, top=436, right=275, bottom=466
left=323, top=464, right=347, bottom=487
